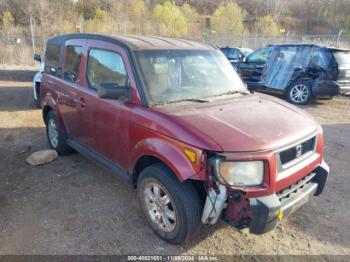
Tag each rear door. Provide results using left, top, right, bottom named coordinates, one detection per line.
left=42, top=44, right=63, bottom=110
left=56, top=39, right=85, bottom=141
left=238, top=47, right=271, bottom=89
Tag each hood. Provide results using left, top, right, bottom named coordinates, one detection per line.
left=158, top=94, right=319, bottom=152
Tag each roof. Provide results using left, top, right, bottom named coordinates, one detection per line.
left=267, top=43, right=320, bottom=47
left=267, top=43, right=350, bottom=51
left=47, top=33, right=214, bottom=50
left=220, top=46, right=253, bottom=51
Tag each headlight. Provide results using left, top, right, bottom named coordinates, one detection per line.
left=215, top=160, right=264, bottom=186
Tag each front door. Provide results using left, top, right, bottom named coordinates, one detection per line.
left=76, top=40, right=133, bottom=169
left=238, top=47, right=271, bottom=90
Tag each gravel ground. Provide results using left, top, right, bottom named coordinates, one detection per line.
left=0, top=76, right=349, bottom=256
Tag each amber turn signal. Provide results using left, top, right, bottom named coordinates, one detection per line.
left=184, top=149, right=196, bottom=163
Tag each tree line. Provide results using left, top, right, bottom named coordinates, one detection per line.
left=1, top=0, right=349, bottom=40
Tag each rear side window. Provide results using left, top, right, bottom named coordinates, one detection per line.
left=87, top=49, right=127, bottom=89
left=309, top=47, right=330, bottom=69
left=63, top=46, right=83, bottom=83
left=44, top=44, right=61, bottom=77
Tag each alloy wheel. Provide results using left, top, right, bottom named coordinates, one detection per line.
left=142, top=181, right=176, bottom=233
left=290, top=84, right=309, bottom=103
left=48, top=118, right=59, bottom=148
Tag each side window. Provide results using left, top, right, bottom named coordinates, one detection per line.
left=310, top=47, right=330, bottom=69
left=63, top=46, right=83, bottom=84
left=246, top=48, right=270, bottom=63
left=44, top=44, right=61, bottom=77
left=87, top=49, right=127, bottom=89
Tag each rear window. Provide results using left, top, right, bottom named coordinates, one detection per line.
left=44, top=44, right=61, bottom=77
left=332, top=51, right=350, bottom=67
left=63, top=46, right=83, bottom=84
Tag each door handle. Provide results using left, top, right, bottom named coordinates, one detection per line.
left=78, top=97, right=86, bottom=107
left=255, top=65, right=264, bottom=69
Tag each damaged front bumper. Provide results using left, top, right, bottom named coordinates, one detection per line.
left=249, top=160, right=329, bottom=234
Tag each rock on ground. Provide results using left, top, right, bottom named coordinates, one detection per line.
left=26, top=149, right=58, bottom=166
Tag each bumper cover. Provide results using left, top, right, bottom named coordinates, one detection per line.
left=312, top=81, right=340, bottom=97
left=339, top=85, right=350, bottom=95
left=249, top=160, right=329, bottom=234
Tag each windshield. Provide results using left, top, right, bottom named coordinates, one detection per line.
left=135, top=50, right=247, bottom=105
left=332, top=51, right=350, bottom=67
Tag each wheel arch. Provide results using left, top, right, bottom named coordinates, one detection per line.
left=42, top=98, right=67, bottom=133
left=42, top=105, right=52, bottom=123
left=130, top=138, right=205, bottom=187
left=132, top=155, right=164, bottom=187
left=285, top=77, right=313, bottom=94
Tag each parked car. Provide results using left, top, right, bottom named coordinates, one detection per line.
left=236, top=44, right=350, bottom=104
left=33, top=53, right=44, bottom=108
left=38, top=34, right=329, bottom=244
left=220, top=46, right=253, bottom=68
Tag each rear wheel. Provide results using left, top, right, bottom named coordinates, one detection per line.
left=287, top=81, right=312, bottom=105
left=45, top=111, right=72, bottom=155
left=137, top=163, right=202, bottom=244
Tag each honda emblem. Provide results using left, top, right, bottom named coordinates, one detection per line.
left=295, top=144, right=303, bottom=158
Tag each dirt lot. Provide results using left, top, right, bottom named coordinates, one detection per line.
left=0, top=73, right=350, bottom=255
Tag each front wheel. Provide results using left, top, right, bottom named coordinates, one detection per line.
left=137, top=163, right=202, bottom=244
left=45, top=111, right=72, bottom=155
left=287, top=82, right=312, bottom=105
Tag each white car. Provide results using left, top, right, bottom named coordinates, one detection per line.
left=33, top=54, right=44, bottom=108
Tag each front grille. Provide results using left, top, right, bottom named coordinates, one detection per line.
left=279, top=137, right=315, bottom=165
left=277, top=172, right=316, bottom=202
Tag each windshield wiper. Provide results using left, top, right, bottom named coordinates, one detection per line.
left=212, top=90, right=250, bottom=97
left=165, top=98, right=210, bottom=104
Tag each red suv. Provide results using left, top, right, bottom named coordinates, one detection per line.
left=38, top=34, right=329, bottom=244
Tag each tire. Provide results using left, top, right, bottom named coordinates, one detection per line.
left=45, top=110, right=72, bottom=155
left=287, top=81, right=312, bottom=105
left=137, top=163, right=202, bottom=244
left=34, top=82, right=41, bottom=108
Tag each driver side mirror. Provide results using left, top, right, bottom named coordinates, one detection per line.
left=97, top=85, right=129, bottom=99
left=242, top=57, right=247, bottom=63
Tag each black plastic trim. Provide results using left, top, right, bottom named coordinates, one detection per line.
left=67, top=138, right=131, bottom=183
left=249, top=194, right=280, bottom=234
left=249, top=161, right=329, bottom=234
